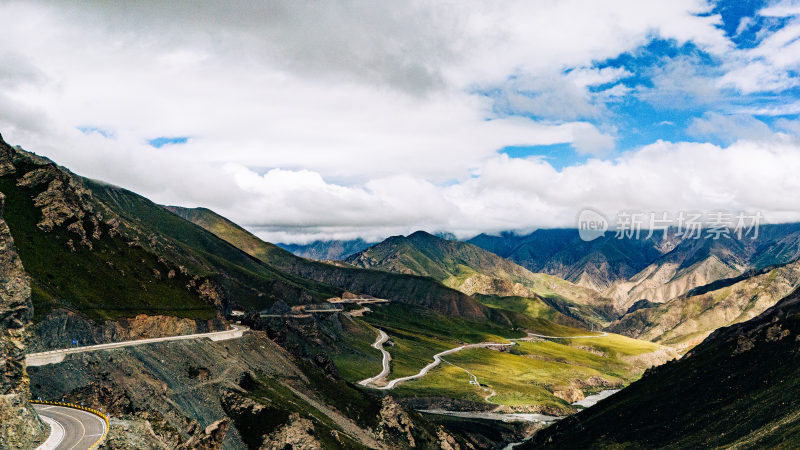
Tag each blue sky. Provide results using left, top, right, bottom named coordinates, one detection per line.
left=488, top=0, right=800, bottom=169
left=2, top=0, right=800, bottom=242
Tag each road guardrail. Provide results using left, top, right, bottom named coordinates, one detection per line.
left=31, top=400, right=109, bottom=450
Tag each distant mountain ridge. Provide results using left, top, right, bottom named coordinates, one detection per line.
left=469, top=227, right=800, bottom=309
left=467, top=229, right=679, bottom=292
left=166, top=207, right=490, bottom=319
left=345, top=230, right=618, bottom=325
left=277, top=238, right=375, bottom=260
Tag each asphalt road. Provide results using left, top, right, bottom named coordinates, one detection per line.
left=34, top=404, right=106, bottom=450
left=357, top=329, right=390, bottom=386
left=27, top=325, right=247, bottom=366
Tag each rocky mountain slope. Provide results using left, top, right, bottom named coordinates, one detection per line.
left=471, top=227, right=800, bottom=313
left=525, top=285, right=800, bottom=448
left=608, top=259, right=800, bottom=352
left=0, top=135, right=344, bottom=334
left=604, top=235, right=751, bottom=311
left=0, top=189, right=46, bottom=447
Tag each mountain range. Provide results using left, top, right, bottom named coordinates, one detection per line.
left=4, top=130, right=800, bottom=447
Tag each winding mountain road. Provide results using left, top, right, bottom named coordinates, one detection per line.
left=358, top=328, right=609, bottom=390
left=379, top=341, right=514, bottom=389
left=34, top=404, right=106, bottom=450
left=358, top=329, right=515, bottom=389
left=357, top=329, right=391, bottom=386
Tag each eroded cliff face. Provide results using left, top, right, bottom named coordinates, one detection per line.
left=0, top=191, right=46, bottom=446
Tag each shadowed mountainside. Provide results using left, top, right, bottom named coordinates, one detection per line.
left=0, top=186, right=45, bottom=447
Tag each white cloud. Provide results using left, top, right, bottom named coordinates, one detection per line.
left=226, top=140, right=800, bottom=243
left=638, top=56, right=722, bottom=107
left=715, top=4, right=800, bottom=94
left=1, top=1, right=798, bottom=243
left=735, top=16, right=755, bottom=36
left=688, top=112, right=773, bottom=143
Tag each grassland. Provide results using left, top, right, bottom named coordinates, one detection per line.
left=0, top=164, right=217, bottom=321
left=360, top=303, right=523, bottom=378
left=393, top=333, right=652, bottom=412
left=347, top=302, right=667, bottom=414
left=328, top=317, right=386, bottom=381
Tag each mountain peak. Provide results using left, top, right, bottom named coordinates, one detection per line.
left=408, top=230, right=435, bottom=239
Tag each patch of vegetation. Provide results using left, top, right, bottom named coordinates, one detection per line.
left=475, top=294, right=563, bottom=322
left=329, top=319, right=386, bottom=381
left=567, top=333, right=663, bottom=358
left=364, top=303, right=523, bottom=343
left=0, top=165, right=216, bottom=321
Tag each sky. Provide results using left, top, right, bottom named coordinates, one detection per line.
left=1, top=0, right=800, bottom=243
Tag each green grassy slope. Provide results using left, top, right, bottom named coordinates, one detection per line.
left=347, top=302, right=668, bottom=415
left=525, top=287, right=800, bottom=449
left=0, top=139, right=338, bottom=321
left=167, top=206, right=488, bottom=319
left=0, top=157, right=214, bottom=321
left=91, top=184, right=340, bottom=309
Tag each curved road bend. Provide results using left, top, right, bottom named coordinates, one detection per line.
left=357, top=329, right=390, bottom=386
left=34, top=404, right=106, bottom=450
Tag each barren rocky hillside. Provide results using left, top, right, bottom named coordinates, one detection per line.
left=0, top=190, right=45, bottom=447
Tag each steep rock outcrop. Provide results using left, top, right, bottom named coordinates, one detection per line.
left=260, top=413, right=321, bottom=450
left=0, top=191, right=46, bottom=446
left=178, top=418, right=229, bottom=450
